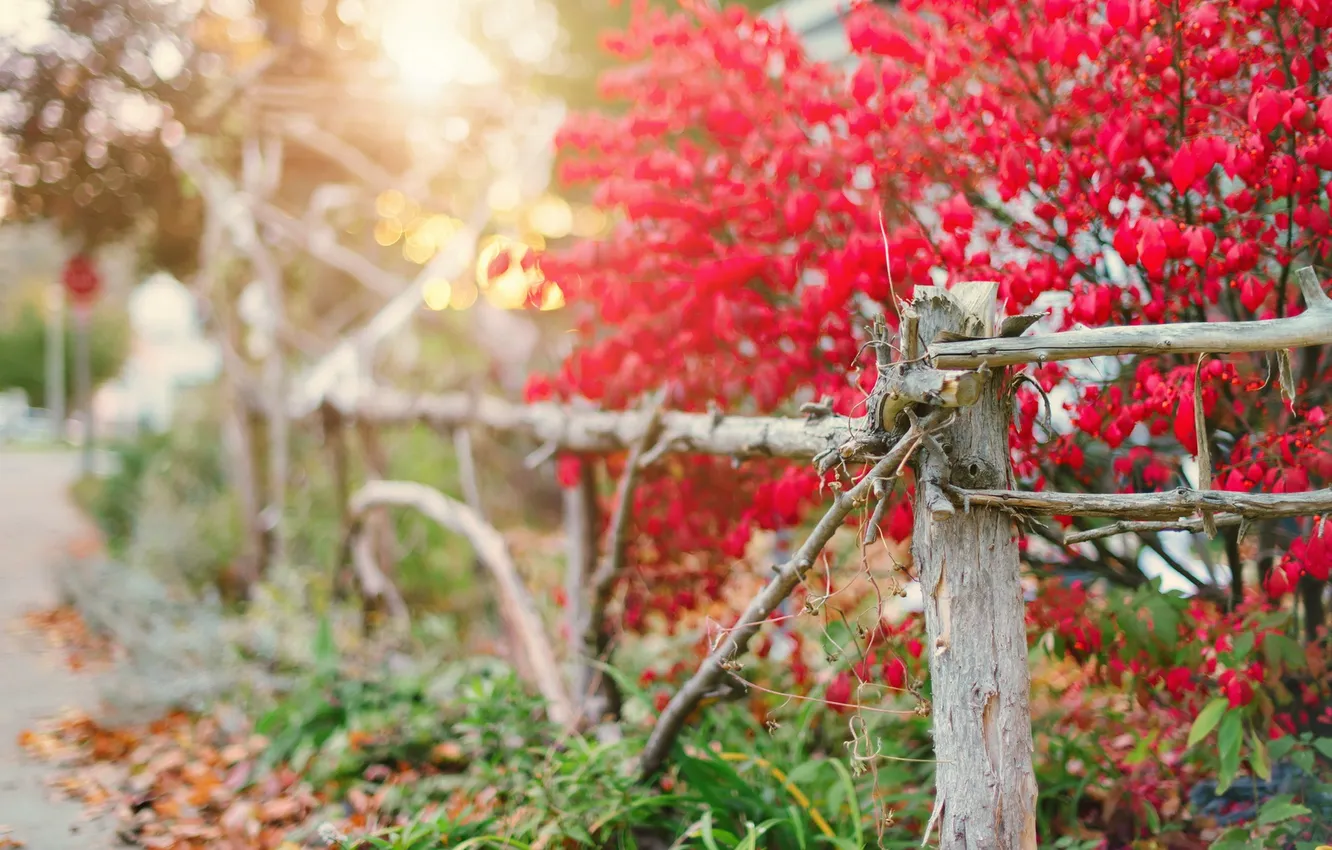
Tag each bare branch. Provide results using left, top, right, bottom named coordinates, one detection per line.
left=347, top=530, right=411, bottom=625
left=277, top=117, right=401, bottom=196
left=348, top=480, right=574, bottom=726
left=340, top=379, right=983, bottom=464
left=252, top=202, right=402, bottom=298
left=929, top=266, right=1332, bottom=368
left=638, top=409, right=952, bottom=779
left=343, top=386, right=865, bottom=460
left=452, top=426, right=485, bottom=516
left=283, top=191, right=540, bottom=416
left=954, top=486, right=1332, bottom=521
left=578, top=392, right=667, bottom=725
left=1063, top=514, right=1245, bottom=544
left=325, top=404, right=408, bottom=622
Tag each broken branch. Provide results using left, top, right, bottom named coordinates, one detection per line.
left=875, top=366, right=984, bottom=431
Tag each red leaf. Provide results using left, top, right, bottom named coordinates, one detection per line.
left=1171, top=145, right=1196, bottom=194
left=1106, top=0, right=1132, bottom=28
left=1138, top=220, right=1167, bottom=277
left=850, top=61, right=878, bottom=104
left=1113, top=218, right=1138, bottom=264
left=1174, top=392, right=1198, bottom=454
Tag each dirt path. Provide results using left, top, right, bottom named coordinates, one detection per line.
left=0, top=451, right=118, bottom=848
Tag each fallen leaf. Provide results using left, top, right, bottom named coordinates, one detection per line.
left=258, top=797, right=303, bottom=823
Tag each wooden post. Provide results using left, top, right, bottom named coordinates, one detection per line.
left=243, top=133, right=289, bottom=570
left=564, top=460, right=600, bottom=711
left=44, top=284, right=65, bottom=440
left=193, top=209, right=266, bottom=587
left=912, top=283, right=1038, bottom=850
left=72, top=302, right=93, bottom=475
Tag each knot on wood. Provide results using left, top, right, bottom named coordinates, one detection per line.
left=949, top=455, right=1003, bottom=490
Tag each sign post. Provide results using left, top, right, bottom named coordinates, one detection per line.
left=62, top=254, right=100, bottom=475
left=44, top=284, right=65, bottom=440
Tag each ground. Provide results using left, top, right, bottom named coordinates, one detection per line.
left=0, top=450, right=117, bottom=848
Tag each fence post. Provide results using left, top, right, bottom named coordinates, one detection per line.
left=911, top=283, right=1038, bottom=850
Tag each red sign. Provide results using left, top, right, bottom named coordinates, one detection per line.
left=62, top=253, right=100, bottom=305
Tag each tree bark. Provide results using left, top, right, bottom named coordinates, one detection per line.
left=914, top=284, right=1038, bottom=850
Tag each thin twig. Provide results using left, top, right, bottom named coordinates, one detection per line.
left=1193, top=354, right=1216, bottom=537
left=1063, top=513, right=1245, bottom=544
left=638, top=409, right=953, bottom=779
left=453, top=426, right=485, bottom=516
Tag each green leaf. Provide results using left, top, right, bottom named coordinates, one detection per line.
left=1257, top=797, right=1311, bottom=826
left=786, top=805, right=807, bottom=850
left=1217, top=711, right=1243, bottom=794
left=1263, top=634, right=1306, bottom=671
left=699, top=811, right=721, bottom=850
left=313, top=614, right=339, bottom=676
left=1313, top=738, right=1332, bottom=759
left=1209, top=836, right=1256, bottom=850
left=1268, top=735, right=1297, bottom=760
left=1293, top=749, right=1315, bottom=774
left=1231, top=631, right=1255, bottom=661
left=1125, top=730, right=1157, bottom=766
left=1147, top=596, right=1181, bottom=649
left=1250, top=731, right=1271, bottom=781
left=826, top=758, right=864, bottom=848
left=1143, top=800, right=1161, bottom=835
left=1188, top=698, right=1229, bottom=747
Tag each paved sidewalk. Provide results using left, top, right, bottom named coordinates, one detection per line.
left=0, top=451, right=118, bottom=848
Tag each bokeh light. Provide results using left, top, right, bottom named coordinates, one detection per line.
left=421, top=277, right=452, bottom=310
left=373, top=218, right=403, bottom=246
left=527, top=194, right=572, bottom=239
left=449, top=278, right=479, bottom=311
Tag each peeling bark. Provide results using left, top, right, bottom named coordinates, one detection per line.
left=914, top=284, right=1037, bottom=850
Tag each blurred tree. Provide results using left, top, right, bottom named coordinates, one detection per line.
left=0, top=0, right=208, bottom=275
left=0, top=300, right=129, bottom=408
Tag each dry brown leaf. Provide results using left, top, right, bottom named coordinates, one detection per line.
left=257, top=797, right=303, bottom=824
left=346, top=787, right=371, bottom=814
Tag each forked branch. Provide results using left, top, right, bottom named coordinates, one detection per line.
left=637, top=409, right=952, bottom=779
